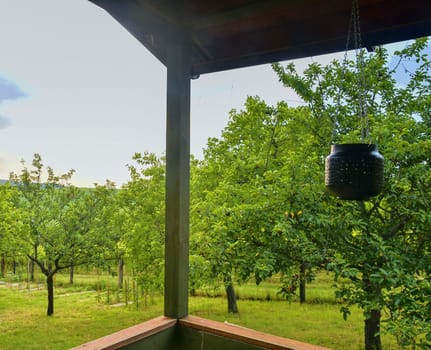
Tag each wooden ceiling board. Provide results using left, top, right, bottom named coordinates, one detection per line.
left=89, top=0, right=431, bottom=75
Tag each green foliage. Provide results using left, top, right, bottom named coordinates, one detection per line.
left=8, top=154, right=117, bottom=315
left=118, top=152, right=165, bottom=294
left=13, top=159, right=115, bottom=273
left=191, top=97, right=332, bottom=304
left=191, top=37, right=431, bottom=348
left=274, top=38, right=431, bottom=348
left=0, top=184, right=29, bottom=270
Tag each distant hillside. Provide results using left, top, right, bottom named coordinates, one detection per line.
left=0, top=179, right=8, bottom=185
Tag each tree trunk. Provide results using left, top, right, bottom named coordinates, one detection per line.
left=0, top=254, right=5, bottom=278
left=225, top=281, right=239, bottom=313
left=364, top=309, right=382, bottom=350
left=118, top=258, right=124, bottom=289
left=30, top=243, right=38, bottom=282
left=69, top=264, right=74, bottom=285
left=299, top=263, right=306, bottom=304
left=29, top=259, right=35, bottom=282
left=46, top=274, right=55, bottom=316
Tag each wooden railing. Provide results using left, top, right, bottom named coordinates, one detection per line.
left=179, top=316, right=331, bottom=350
left=70, top=315, right=331, bottom=350
left=70, top=316, right=176, bottom=350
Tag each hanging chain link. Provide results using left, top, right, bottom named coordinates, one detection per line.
left=337, top=0, right=369, bottom=142
left=335, top=2, right=355, bottom=143
left=352, top=0, right=369, bottom=141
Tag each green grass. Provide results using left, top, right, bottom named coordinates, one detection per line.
left=190, top=297, right=366, bottom=349
left=189, top=274, right=399, bottom=350
left=0, top=273, right=400, bottom=350
left=235, top=272, right=338, bottom=303
left=190, top=297, right=401, bottom=350
left=0, top=286, right=162, bottom=350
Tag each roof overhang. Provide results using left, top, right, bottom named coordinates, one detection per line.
left=89, top=0, right=431, bottom=76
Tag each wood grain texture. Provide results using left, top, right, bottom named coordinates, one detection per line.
left=70, top=316, right=176, bottom=350
left=179, top=315, right=332, bottom=350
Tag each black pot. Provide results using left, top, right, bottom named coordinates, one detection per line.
left=325, top=143, right=384, bottom=200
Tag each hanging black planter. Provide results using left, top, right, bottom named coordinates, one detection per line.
left=325, top=143, right=384, bottom=200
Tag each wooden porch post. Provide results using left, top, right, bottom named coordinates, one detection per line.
left=164, top=38, right=190, bottom=319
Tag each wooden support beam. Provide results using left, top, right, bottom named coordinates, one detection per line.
left=164, top=38, right=191, bottom=319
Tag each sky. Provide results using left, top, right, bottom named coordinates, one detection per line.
left=0, top=0, right=417, bottom=187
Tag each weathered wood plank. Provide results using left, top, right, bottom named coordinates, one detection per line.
left=179, top=316, right=332, bottom=350
left=70, top=316, right=176, bottom=350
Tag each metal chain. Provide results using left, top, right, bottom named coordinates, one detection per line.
left=352, top=0, right=369, bottom=141
left=333, top=5, right=354, bottom=143
left=336, top=0, right=369, bottom=142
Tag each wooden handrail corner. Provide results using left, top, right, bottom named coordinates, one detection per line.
left=70, top=316, right=177, bottom=350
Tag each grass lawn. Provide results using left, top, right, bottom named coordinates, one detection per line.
left=0, top=273, right=399, bottom=350
left=0, top=286, right=162, bottom=350
left=190, top=273, right=399, bottom=350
